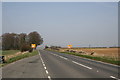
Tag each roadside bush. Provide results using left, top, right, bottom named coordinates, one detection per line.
left=20, top=44, right=31, bottom=52
left=45, top=46, right=49, bottom=49
left=90, top=51, right=95, bottom=55
left=29, top=48, right=33, bottom=52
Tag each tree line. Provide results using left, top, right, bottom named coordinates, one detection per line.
left=2, top=31, right=43, bottom=52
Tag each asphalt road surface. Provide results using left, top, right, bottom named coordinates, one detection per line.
left=2, top=49, right=120, bottom=80
left=2, top=55, right=47, bottom=78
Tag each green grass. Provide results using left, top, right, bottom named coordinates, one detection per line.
left=0, top=50, right=2, bottom=56
left=1, top=50, right=39, bottom=66
left=62, top=52, right=120, bottom=66
left=0, top=50, right=20, bottom=67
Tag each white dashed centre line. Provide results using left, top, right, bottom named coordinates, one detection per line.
left=48, top=76, right=51, bottom=80
left=38, top=50, right=52, bottom=80
left=59, top=56, right=68, bottom=60
left=46, top=70, right=49, bottom=74
left=50, top=52, right=92, bottom=70
left=72, top=61, right=92, bottom=70
left=43, top=63, right=45, bottom=67
left=42, top=51, right=120, bottom=79
left=40, top=51, right=120, bottom=79
left=44, top=67, right=47, bottom=70
left=50, top=53, right=68, bottom=60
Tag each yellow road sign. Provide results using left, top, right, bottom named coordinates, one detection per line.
left=31, top=44, right=36, bottom=48
left=67, top=45, right=72, bottom=48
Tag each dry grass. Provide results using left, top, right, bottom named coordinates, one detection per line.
left=1, top=50, right=29, bottom=61
left=4, top=51, right=29, bottom=60
left=59, top=48, right=119, bottom=60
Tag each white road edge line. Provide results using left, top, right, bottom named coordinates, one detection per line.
left=50, top=52, right=92, bottom=70
left=74, top=55, right=120, bottom=67
left=50, top=52, right=93, bottom=70
left=72, top=61, right=92, bottom=70
left=48, top=50, right=119, bottom=67
left=110, top=76, right=120, bottom=80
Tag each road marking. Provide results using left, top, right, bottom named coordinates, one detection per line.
left=73, top=55, right=120, bottom=67
left=50, top=53, right=58, bottom=56
left=50, top=52, right=68, bottom=60
left=48, top=76, right=51, bottom=80
left=110, top=76, right=120, bottom=80
left=41, top=50, right=120, bottom=80
left=46, top=70, right=49, bottom=74
left=72, top=61, right=92, bottom=70
left=38, top=50, right=52, bottom=80
left=97, top=70, right=99, bottom=72
left=50, top=52, right=92, bottom=70
left=59, top=56, right=68, bottom=60
left=44, top=67, right=47, bottom=69
left=43, top=63, right=45, bottom=67
left=42, top=61, right=44, bottom=64
left=110, top=76, right=116, bottom=79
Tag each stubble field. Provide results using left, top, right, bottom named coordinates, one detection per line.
left=59, top=48, right=119, bottom=60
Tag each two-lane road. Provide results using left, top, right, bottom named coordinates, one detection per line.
left=39, top=50, right=119, bottom=79
left=2, top=49, right=119, bottom=80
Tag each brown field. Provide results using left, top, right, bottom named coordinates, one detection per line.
left=59, top=48, right=119, bottom=60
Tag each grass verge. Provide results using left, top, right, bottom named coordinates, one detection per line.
left=2, top=50, right=20, bottom=56
left=61, top=52, right=120, bottom=66
left=1, top=50, right=38, bottom=67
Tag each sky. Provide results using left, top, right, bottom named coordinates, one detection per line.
left=1, top=0, right=120, bottom=2
left=2, top=2, right=118, bottom=47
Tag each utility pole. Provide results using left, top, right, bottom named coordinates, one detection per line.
left=89, top=44, right=91, bottom=48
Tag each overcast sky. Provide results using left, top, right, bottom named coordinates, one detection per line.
left=2, top=2, right=118, bottom=47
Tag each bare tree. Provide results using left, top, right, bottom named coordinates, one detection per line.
left=2, top=31, right=43, bottom=51
left=18, top=33, right=27, bottom=49
left=28, top=31, right=43, bottom=47
left=2, top=33, right=15, bottom=50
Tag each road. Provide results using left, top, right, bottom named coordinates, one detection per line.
left=2, top=55, right=48, bottom=79
left=2, top=49, right=120, bottom=80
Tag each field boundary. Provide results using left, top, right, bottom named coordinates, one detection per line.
left=1, top=50, right=39, bottom=67
left=61, top=52, right=120, bottom=66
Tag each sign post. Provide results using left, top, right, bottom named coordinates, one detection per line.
left=31, top=44, right=36, bottom=51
